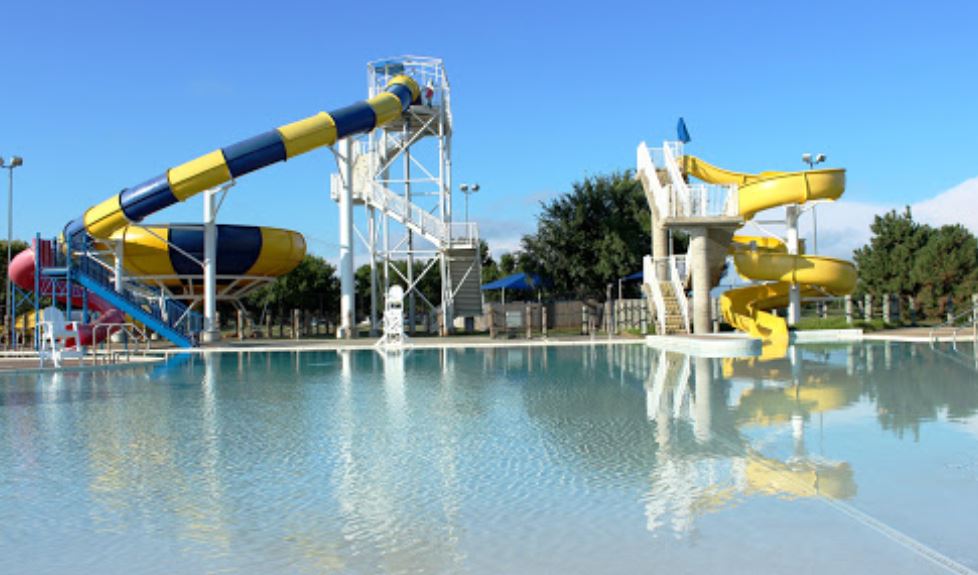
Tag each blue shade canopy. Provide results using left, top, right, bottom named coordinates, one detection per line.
left=481, top=272, right=546, bottom=291
left=622, top=270, right=643, bottom=282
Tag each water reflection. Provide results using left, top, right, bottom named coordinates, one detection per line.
left=1, top=342, right=977, bottom=573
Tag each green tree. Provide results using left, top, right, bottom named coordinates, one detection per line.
left=246, top=254, right=339, bottom=320
left=354, top=258, right=442, bottom=320
left=910, top=224, right=978, bottom=319
left=518, top=171, right=652, bottom=299
left=0, top=240, right=30, bottom=277
left=853, top=207, right=930, bottom=300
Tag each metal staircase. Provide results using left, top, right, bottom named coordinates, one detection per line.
left=330, top=143, right=484, bottom=323
left=36, top=241, right=200, bottom=348
left=643, top=255, right=690, bottom=334
left=446, top=247, right=483, bottom=317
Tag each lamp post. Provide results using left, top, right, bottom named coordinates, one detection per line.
left=1, top=155, right=23, bottom=350
left=801, top=153, right=826, bottom=253
left=459, top=183, right=479, bottom=223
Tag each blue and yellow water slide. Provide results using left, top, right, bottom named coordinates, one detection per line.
left=59, top=75, right=417, bottom=280
left=10, top=74, right=420, bottom=343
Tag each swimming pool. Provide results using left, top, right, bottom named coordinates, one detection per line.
left=1, top=342, right=976, bottom=574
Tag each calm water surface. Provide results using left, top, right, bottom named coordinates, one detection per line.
left=2, top=342, right=977, bottom=574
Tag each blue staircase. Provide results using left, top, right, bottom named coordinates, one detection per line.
left=71, top=254, right=201, bottom=348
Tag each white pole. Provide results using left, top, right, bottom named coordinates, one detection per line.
left=339, top=139, right=355, bottom=339
left=201, top=186, right=220, bottom=342
left=786, top=205, right=800, bottom=326
left=368, top=206, right=378, bottom=336
left=5, top=166, right=13, bottom=350
left=405, top=144, right=415, bottom=335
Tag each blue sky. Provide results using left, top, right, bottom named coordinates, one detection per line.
left=2, top=0, right=977, bottom=259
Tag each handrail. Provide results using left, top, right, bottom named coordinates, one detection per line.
left=643, top=255, right=667, bottom=334
left=669, top=255, right=690, bottom=332
left=661, top=143, right=690, bottom=209
left=928, top=305, right=978, bottom=344
left=89, top=322, right=152, bottom=365
left=636, top=142, right=669, bottom=218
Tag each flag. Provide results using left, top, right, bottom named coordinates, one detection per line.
left=677, top=117, right=691, bottom=143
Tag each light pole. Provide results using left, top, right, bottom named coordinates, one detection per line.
left=1, top=155, right=23, bottom=350
left=459, top=183, right=479, bottom=223
left=802, top=153, right=826, bottom=253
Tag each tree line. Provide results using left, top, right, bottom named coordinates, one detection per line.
left=854, top=207, right=978, bottom=320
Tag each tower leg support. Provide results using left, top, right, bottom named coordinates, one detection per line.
left=339, top=139, right=356, bottom=339
left=689, top=228, right=712, bottom=335
left=201, top=186, right=221, bottom=343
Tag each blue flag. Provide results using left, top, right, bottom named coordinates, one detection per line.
left=677, top=117, right=691, bottom=143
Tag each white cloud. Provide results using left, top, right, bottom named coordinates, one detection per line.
left=744, top=177, right=978, bottom=260
left=479, top=217, right=534, bottom=256
left=913, top=177, right=978, bottom=231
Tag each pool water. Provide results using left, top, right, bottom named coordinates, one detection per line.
left=2, top=342, right=977, bottom=574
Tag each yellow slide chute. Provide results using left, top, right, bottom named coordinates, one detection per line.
left=683, top=156, right=856, bottom=343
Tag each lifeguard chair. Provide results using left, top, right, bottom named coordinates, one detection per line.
left=375, top=285, right=408, bottom=349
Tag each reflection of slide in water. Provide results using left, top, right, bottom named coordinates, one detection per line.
left=682, top=156, right=857, bottom=344
left=641, top=350, right=856, bottom=536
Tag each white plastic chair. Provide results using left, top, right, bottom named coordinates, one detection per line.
left=39, top=306, right=82, bottom=367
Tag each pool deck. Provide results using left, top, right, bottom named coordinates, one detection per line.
left=0, top=334, right=647, bottom=373
left=1, top=327, right=973, bottom=374
left=863, top=326, right=978, bottom=343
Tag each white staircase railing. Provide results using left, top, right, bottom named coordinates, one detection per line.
left=636, top=142, right=670, bottom=218
left=668, top=255, right=690, bottom=333
left=644, top=255, right=667, bottom=334
left=330, top=173, right=478, bottom=249
left=640, top=141, right=738, bottom=220
left=330, top=145, right=479, bottom=248
left=644, top=254, right=690, bottom=334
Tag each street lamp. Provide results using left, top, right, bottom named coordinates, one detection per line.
left=802, top=152, right=826, bottom=170
left=459, top=183, right=480, bottom=223
left=801, top=153, right=825, bottom=253
left=0, top=155, right=23, bottom=350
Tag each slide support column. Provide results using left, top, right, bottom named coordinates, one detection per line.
left=339, top=139, right=355, bottom=339
left=786, top=205, right=800, bottom=326
left=653, top=218, right=669, bottom=280
left=111, top=240, right=129, bottom=343
left=369, top=206, right=378, bottom=336
left=689, top=227, right=711, bottom=334
left=202, top=186, right=220, bottom=343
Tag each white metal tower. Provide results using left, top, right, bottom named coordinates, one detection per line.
left=332, top=56, right=482, bottom=338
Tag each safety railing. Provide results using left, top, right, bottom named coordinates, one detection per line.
left=643, top=255, right=667, bottom=334
left=448, top=222, right=479, bottom=246
left=75, top=251, right=202, bottom=340
left=669, top=256, right=690, bottom=332
left=928, top=305, right=978, bottom=345
left=88, top=322, right=153, bottom=365
left=686, top=184, right=739, bottom=217
left=328, top=141, right=480, bottom=251
left=644, top=141, right=739, bottom=220
left=636, top=142, right=670, bottom=218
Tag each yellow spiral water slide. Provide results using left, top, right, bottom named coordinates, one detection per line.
left=682, top=156, right=857, bottom=342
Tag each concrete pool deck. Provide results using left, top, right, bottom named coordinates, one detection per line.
left=1, top=327, right=973, bottom=374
